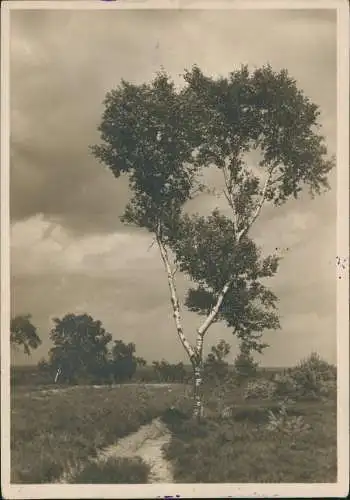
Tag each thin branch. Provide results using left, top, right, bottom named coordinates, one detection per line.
left=147, top=238, right=156, bottom=252
left=197, top=165, right=276, bottom=342
left=237, top=165, right=276, bottom=241
left=197, top=279, right=232, bottom=337
left=222, top=159, right=238, bottom=238
left=171, top=264, right=179, bottom=278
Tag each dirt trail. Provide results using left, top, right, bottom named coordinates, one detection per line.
left=58, top=417, right=174, bottom=484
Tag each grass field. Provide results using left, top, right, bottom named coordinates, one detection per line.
left=162, top=395, right=337, bottom=483
left=11, top=383, right=190, bottom=483
left=11, top=381, right=337, bottom=484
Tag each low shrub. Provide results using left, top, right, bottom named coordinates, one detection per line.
left=243, top=379, right=277, bottom=400
left=71, top=457, right=150, bottom=484
left=273, top=353, right=337, bottom=401
left=265, top=399, right=311, bottom=439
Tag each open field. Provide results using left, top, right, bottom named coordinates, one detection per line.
left=10, top=365, right=282, bottom=387
left=11, top=381, right=337, bottom=484
left=11, top=383, right=191, bottom=483
left=162, top=395, right=337, bottom=483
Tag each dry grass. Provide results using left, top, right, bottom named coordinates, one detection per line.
left=162, top=391, right=337, bottom=483
left=11, top=383, right=190, bottom=483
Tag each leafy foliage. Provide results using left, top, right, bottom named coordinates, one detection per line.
left=172, top=212, right=280, bottom=351
left=183, top=64, right=333, bottom=208
left=109, top=340, right=138, bottom=382
left=91, top=71, right=202, bottom=235
left=203, top=340, right=231, bottom=383
left=273, top=352, right=336, bottom=400
left=48, top=313, right=112, bottom=384
left=243, top=353, right=337, bottom=401
left=10, top=314, right=41, bottom=355
left=233, top=343, right=259, bottom=384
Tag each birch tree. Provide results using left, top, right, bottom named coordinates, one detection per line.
left=91, top=65, right=334, bottom=419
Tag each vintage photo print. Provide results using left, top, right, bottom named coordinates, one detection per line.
left=1, top=0, right=349, bottom=498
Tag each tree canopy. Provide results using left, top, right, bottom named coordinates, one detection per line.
left=10, top=314, right=41, bottom=355
left=48, top=313, right=112, bottom=383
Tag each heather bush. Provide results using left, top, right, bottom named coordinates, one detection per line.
left=70, top=456, right=150, bottom=484
left=243, top=379, right=277, bottom=400
left=272, top=372, right=300, bottom=398
left=273, top=353, right=337, bottom=400
left=264, top=399, right=311, bottom=447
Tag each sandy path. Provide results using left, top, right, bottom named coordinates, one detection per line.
left=27, top=383, right=177, bottom=397
left=58, top=417, right=174, bottom=484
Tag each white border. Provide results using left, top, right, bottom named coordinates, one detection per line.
left=1, top=1, right=349, bottom=498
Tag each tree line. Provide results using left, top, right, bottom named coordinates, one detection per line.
left=11, top=313, right=259, bottom=385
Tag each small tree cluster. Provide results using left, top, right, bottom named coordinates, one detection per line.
left=152, top=360, right=187, bottom=383
left=244, top=352, right=336, bottom=401
left=203, top=340, right=231, bottom=384
left=273, top=352, right=336, bottom=400
left=233, top=342, right=259, bottom=385
left=39, top=313, right=146, bottom=385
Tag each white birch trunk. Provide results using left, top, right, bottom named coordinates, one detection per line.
left=192, top=332, right=204, bottom=419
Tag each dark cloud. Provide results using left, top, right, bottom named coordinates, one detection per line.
left=10, top=8, right=336, bottom=235
left=9, top=7, right=338, bottom=367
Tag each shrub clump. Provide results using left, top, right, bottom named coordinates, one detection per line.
left=70, top=456, right=150, bottom=484
left=244, top=353, right=336, bottom=401
left=273, top=353, right=336, bottom=400
left=265, top=399, right=311, bottom=440
left=243, top=378, right=277, bottom=400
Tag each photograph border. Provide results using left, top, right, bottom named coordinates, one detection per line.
left=1, top=1, right=349, bottom=498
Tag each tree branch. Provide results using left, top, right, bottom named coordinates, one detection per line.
left=237, top=165, right=276, bottom=241
left=222, top=159, right=238, bottom=239
left=197, top=279, right=232, bottom=337
left=197, top=165, right=276, bottom=342
left=147, top=238, right=156, bottom=252
left=156, top=226, right=198, bottom=364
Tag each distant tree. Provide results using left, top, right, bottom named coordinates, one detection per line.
left=37, top=358, right=50, bottom=372
left=10, top=314, right=41, bottom=355
left=109, top=340, right=139, bottom=382
left=204, top=340, right=231, bottom=383
left=152, top=360, right=186, bottom=383
left=92, top=64, right=334, bottom=419
left=233, top=342, right=259, bottom=384
left=136, top=356, right=147, bottom=367
left=48, top=313, right=112, bottom=384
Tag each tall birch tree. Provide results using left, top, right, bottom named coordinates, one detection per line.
left=91, top=65, right=334, bottom=419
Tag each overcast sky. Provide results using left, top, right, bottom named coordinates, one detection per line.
left=9, top=6, right=337, bottom=367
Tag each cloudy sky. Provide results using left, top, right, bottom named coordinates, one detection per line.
left=9, top=6, right=338, bottom=367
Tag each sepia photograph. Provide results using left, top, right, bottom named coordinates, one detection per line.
left=1, top=1, right=349, bottom=498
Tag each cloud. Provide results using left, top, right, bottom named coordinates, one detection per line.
left=9, top=7, right=337, bottom=367
left=10, top=8, right=336, bottom=234
left=11, top=215, right=159, bottom=276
